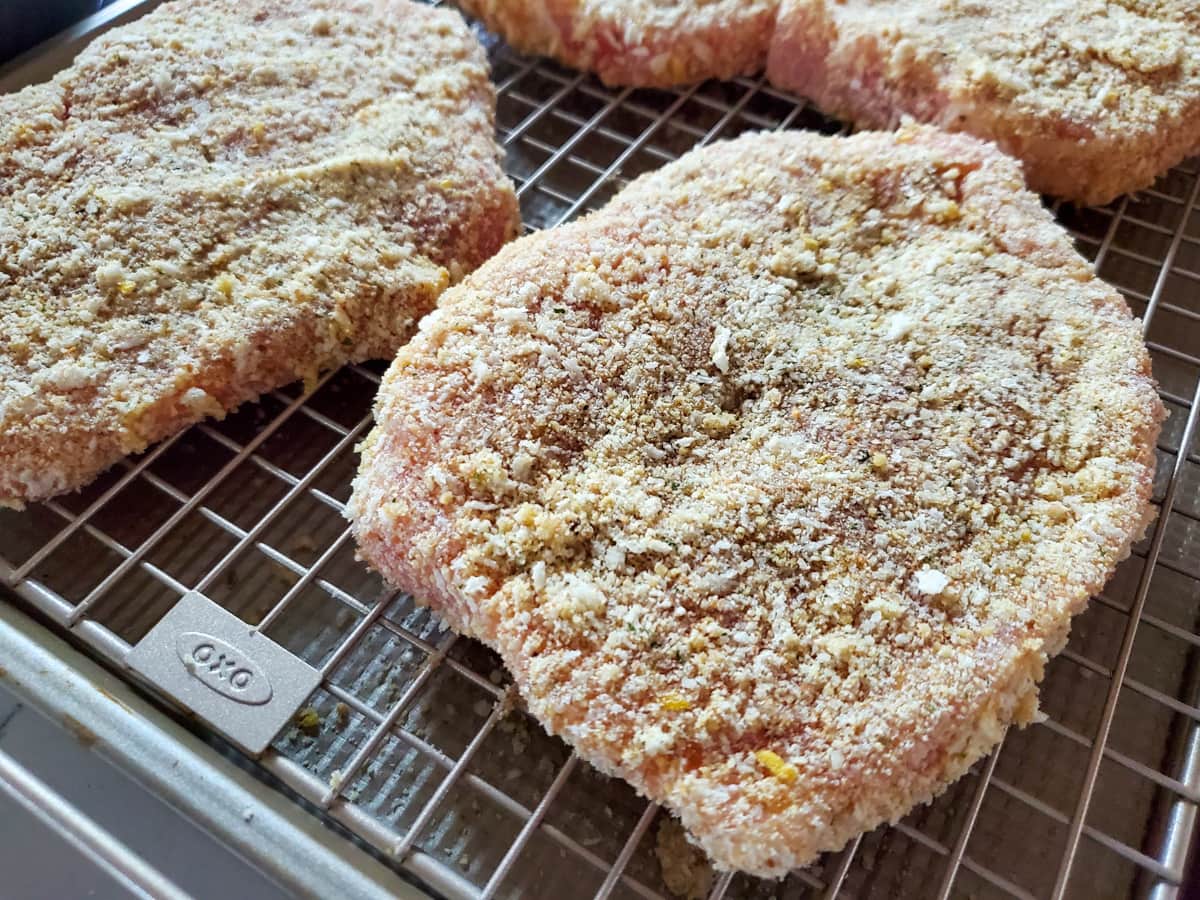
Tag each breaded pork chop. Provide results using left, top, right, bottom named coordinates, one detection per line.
left=455, top=0, right=778, bottom=87
left=350, top=127, right=1162, bottom=874
left=0, top=0, right=519, bottom=507
left=767, top=0, right=1200, bottom=206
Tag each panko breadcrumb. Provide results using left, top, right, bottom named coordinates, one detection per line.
left=455, top=0, right=778, bottom=87
left=0, top=0, right=519, bottom=507
left=767, top=0, right=1200, bottom=205
left=350, top=126, right=1163, bottom=875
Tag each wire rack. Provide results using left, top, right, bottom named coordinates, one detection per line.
left=3, top=5, right=1200, bottom=899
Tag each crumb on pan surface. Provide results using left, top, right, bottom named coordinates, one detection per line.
left=767, top=0, right=1200, bottom=205
left=350, top=125, right=1163, bottom=875
left=454, top=0, right=779, bottom=87
left=656, top=814, right=713, bottom=899
left=0, top=0, right=519, bottom=507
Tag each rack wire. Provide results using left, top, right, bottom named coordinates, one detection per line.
left=3, top=5, right=1200, bottom=898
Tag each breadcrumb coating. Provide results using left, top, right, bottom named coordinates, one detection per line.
left=454, top=0, right=778, bottom=87
left=767, top=0, right=1200, bottom=205
left=0, top=0, right=519, bottom=506
left=350, top=126, right=1162, bottom=875
left=457, top=0, right=1199, bottom=201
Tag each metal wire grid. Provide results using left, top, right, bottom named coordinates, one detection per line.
left=2, top=10, right=1200, bottom=900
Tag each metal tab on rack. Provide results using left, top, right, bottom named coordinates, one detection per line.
left=126, top=591, right=321, bottom=756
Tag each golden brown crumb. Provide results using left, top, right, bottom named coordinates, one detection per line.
left=0, top=0, right=519, bottom=507
left=349, top=126, right=1163, bottom=875
left=767, top=0, right=1200, bottom=205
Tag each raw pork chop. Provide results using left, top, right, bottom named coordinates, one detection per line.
left=767, top=0, right=1200, bottom=205
left=0, top=0, right=519, bottom=506
left=456, top=0, right=778, bottom=86
left=350, top=126, right=1162, bottom=874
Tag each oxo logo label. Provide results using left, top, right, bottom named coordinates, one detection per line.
left=175, top=632, right=273, bottom=706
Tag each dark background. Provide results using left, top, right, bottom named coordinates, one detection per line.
left=0, top=0, right=111, bottom=64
